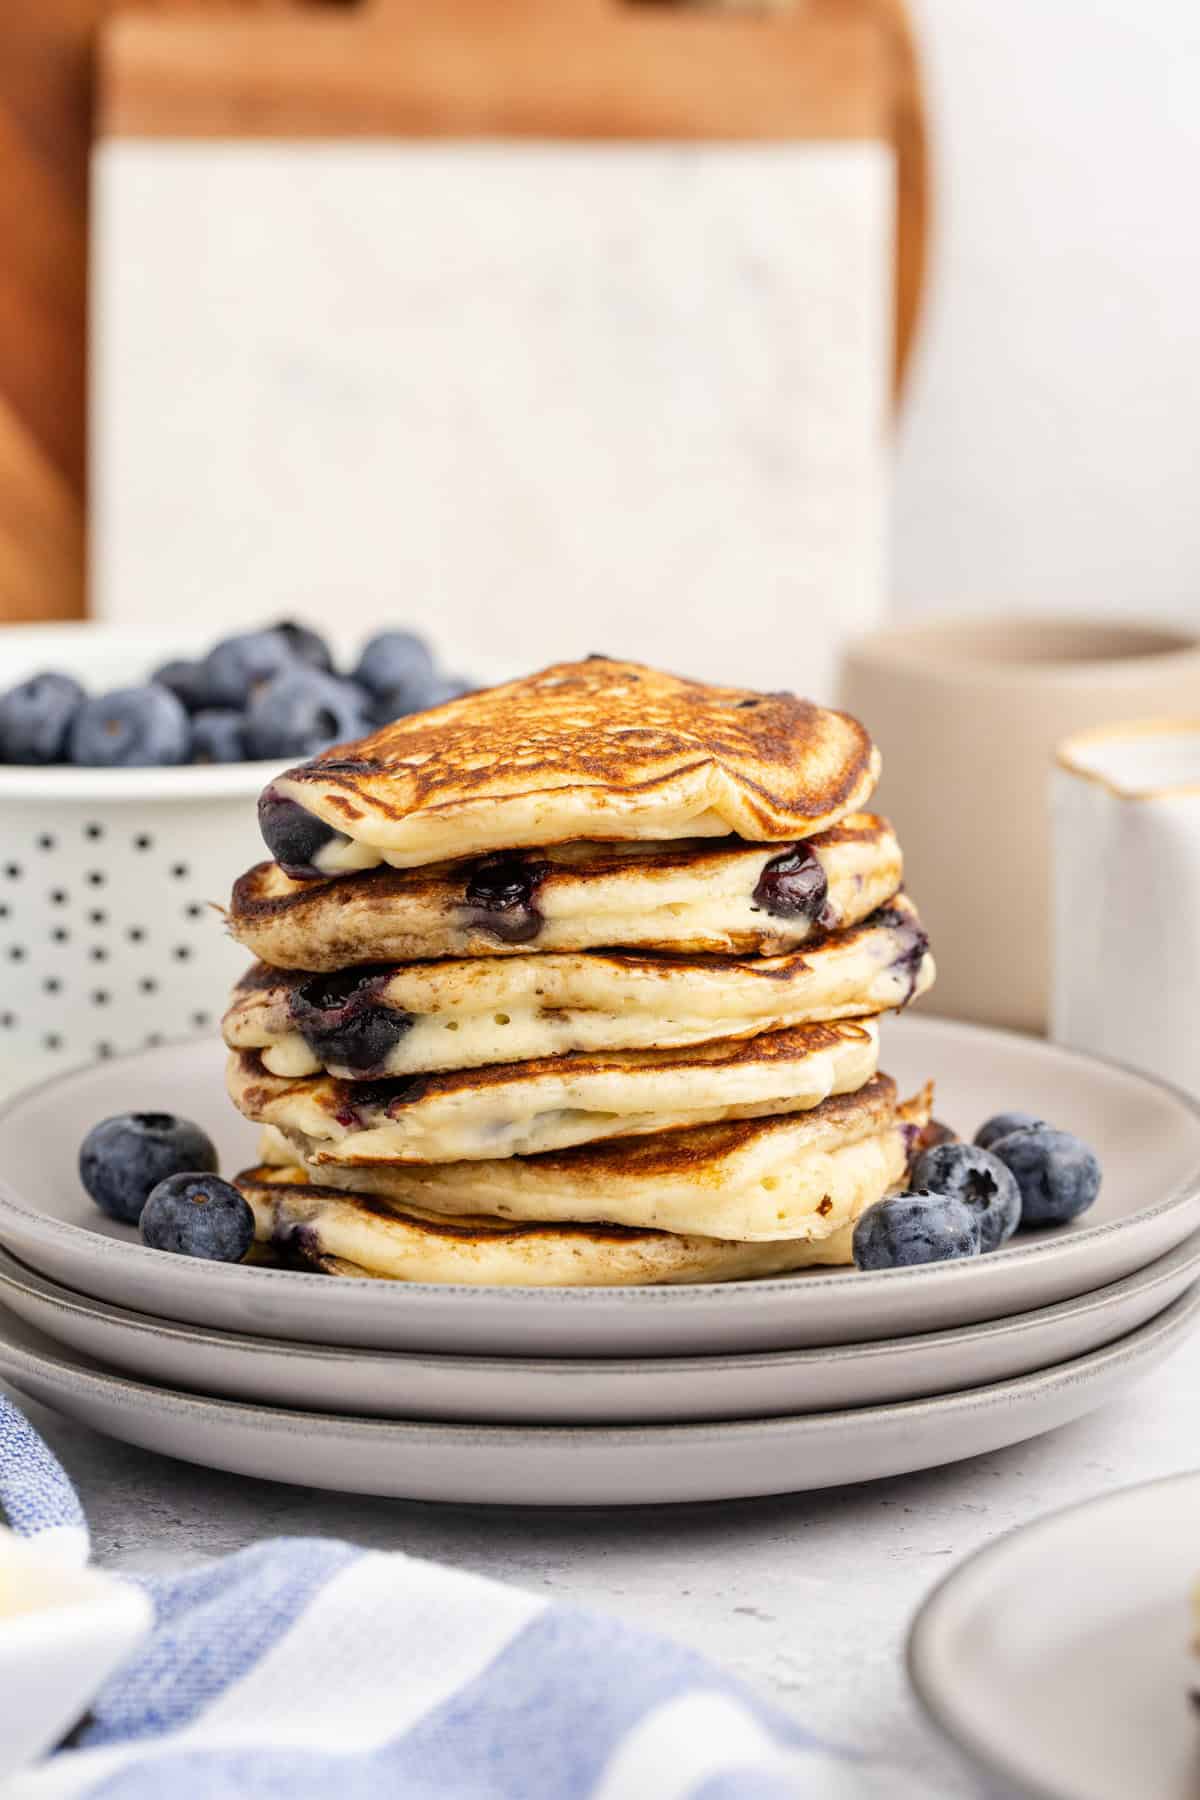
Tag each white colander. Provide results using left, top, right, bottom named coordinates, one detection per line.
left=0, top=624, right=287, bottom=1091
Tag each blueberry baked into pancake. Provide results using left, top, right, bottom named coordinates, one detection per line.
left=220, top=657, right=936, bottom=1284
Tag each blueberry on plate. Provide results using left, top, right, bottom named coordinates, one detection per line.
left=80, top=1112, right=219, bottom=1225
left=0, top=670, right=86, bottom=764
left=989, top=1124, right=1102, bottom=1227
left=140, top=1173, right=254, bottom=1262
left=352, top=629, right=435, bottom=700
left=190, top=708, right=248, bottom=764
left=152, top=658, right=212, bottom=714
left=203, top=628, right=298, bottom=709
left=974, top=1110, right=1044, bottom=1152
left=272, top=619, right=335, bottom=674
left=68, top=685, right=190, bottom=768
left=244, top=669, right=369, bottom=760
left=912, top=1141, right=1022, bottom=1252
left=853, top=1190, right=983, bottom=1271
left=257, top=785, right=346, bottom=878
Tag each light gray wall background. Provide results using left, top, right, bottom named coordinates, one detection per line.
left=894, top=0, right=1200, bottom=625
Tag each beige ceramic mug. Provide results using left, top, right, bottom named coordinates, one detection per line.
left=838, top=616, right=1200, bottom=1033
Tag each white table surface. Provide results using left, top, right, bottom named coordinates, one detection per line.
left=6, top=1322, right=1199, bottom=1797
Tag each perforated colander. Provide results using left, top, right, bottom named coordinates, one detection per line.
left=0, top=625, right=285, bottom=1090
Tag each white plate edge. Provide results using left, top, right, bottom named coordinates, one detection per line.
left=0, top=1280, right=1197, bottom=1448
left=906, top=1466, right=1200, bottom=1800
left=1, top=1232, right=1198, bottom=1378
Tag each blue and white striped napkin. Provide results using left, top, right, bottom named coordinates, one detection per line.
left=1, top=1391, right=897, bottom=1798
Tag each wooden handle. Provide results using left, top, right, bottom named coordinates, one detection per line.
left=367, top=0, right=613, bottom=10
left=101, top=6, right=887, bottom=142
left=0, top=6, right=92, bottom=620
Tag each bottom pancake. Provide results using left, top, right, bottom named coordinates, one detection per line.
left=236, top=1161, right=876, bottom=1286
left=247, top=1077, right=934, bottom=1270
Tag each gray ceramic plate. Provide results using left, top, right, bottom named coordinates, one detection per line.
left=909, top=1469, right=1200, bottom=1800
left=2, top=1234, right=1197, bottom=1425
left=0, top=1017, right=1198, bottom=1356
left=0, top=1291, right=1197, bottom=1506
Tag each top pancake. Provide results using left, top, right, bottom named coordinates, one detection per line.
left=263, top=657, right=880, bottom=873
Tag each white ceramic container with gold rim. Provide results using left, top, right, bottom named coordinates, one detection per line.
left=1053, top=718, right=1200, bottom=1094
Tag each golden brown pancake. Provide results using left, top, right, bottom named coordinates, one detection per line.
left=228, top=813, right=902, bottom=969
left=244, top=1077, right=934, bottom=1264
left=258, top=657, right=880, bottom=874
left=226, top=1017, right=881, bottom=1164
left=223, top=897, right=933, bottom=1081
left=235, top=1162, right=866, bottom=1285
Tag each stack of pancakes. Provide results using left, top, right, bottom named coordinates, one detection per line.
left=222, top=658, right=935, bottom=1286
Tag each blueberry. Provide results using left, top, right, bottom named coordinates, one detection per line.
left=191, top=709, right=248, bottom=764
left=990, top=1125, right=1102, bottom=1227
left=244, top=669, right=369, bottom=761
left=975, top=1110, right=1045, bottom=1152
left=912, top=1141, right=1022, bottom=1252
left=203, top=628, right=298, bottom=709
left=853, top=1190, right=983, bottom=1270
left=752, top=846, right=829, bottom=923
left=333, top=1075, right=426, bottom=1128
left=464, top=853, right=546, bottom=944
left=140, top=1173, right=254, bottom=1262
left=352, top=630, right=435, bottom=700
left=290, top=969, right=414, bottom=1074
left=68, top=685, right=190, bottom=768
left=368, top=676, right=430, bottom=727
left=420, top=674, right=473, bottom=708
left=881, top=908, right=932, bottom=1003
left=0, top=671, right=86, bottom=764
left=80, top=1112, right=219, bottom=1225
left=272, top=619, right=335, bottom=673
left=258, top=784, right=345, bottom=878
left=369, top=670, right=472, bottom=726
left=152, top=659, right=212, bottom=714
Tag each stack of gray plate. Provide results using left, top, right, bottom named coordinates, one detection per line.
left=0, top=1015, right=1197, bottom=1506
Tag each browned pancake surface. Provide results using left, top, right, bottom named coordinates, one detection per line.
left=278, top=658, right=878, bottom=845
left=229, top=1018, right=876, bottom=1123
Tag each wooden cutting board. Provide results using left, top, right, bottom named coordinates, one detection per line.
left=0, top=0, right=289, bottom=625
left=0, top=0, right=926, bottom=628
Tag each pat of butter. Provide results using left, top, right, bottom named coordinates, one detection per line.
left=0, top=1526, right=73, bottom=1620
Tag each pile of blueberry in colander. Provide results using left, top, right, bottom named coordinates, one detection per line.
left=0, top=622, right=471, bottom=769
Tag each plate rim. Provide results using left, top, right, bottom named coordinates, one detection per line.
left=2, top=1231, right=1198, bottom=1378
left=906, top=1465, right=1200, bottom=1800
left=1, top=1014, right=1200, bottom=1309
left=0, top=1281, right=1196, bottom=1446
